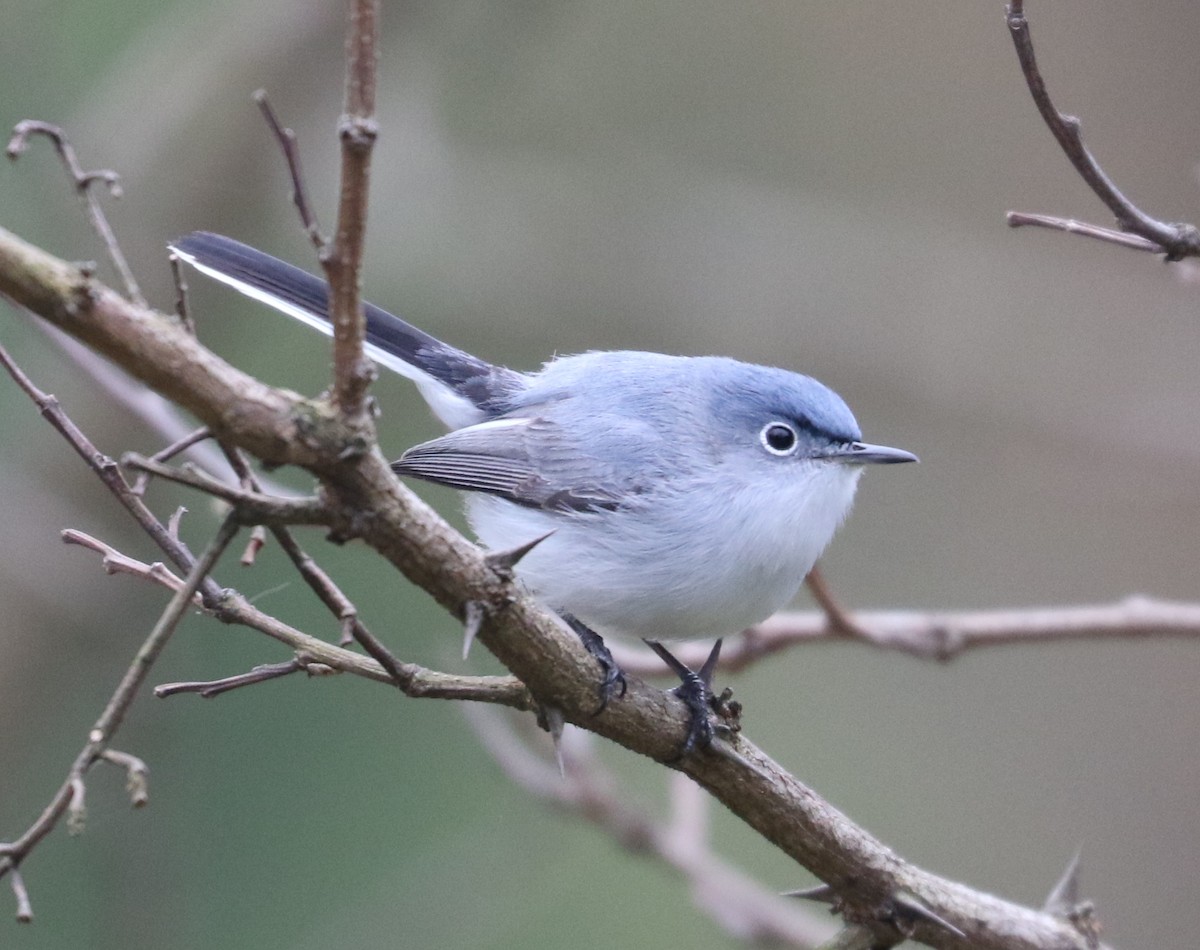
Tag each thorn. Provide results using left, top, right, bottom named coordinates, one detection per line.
left=462, top=600, right=485, bottom=660
left=643, top=639, right=690, bottom=679
left=782, top=883, right=836, bottom=903
left=697, top=638, right=722, bottom=686
left=1043, top=849, right=1083, bottom=916
left=484, top=530, right=555, bottom=578
left=890, top=891, right=966, bottom=940
left=543, top=706, right=566, bottom=777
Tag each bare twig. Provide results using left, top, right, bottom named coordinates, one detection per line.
left=61, top=529, right=194, bottom=599
left=168, top=251, right=196, bottom=335
left=0, top=516, right=240, bottom=909
left=1005, top=1, right=1200, bottom=260
left=9, top=869, right=32, bottom=923
left=130, top=426, right=213, bottom=495
left=156, top=659, right=313, bottom=698
left=63, top=526, right=533, bottom=708
left=255, top=91, right=324, bottom=249
left=266, top=520, right=412, bottom=685
left=121, top=453, right=330, bottom=526
left=212, top=438, right=412, bottom=681
left=6, top=120, right=146, bottom=304
left=1, top=341, right=523, bottom=709
left=1005, top=213, right=1161, bottom=253
left=804, top=565, right=869, bottom=638
left=610, top=595, right=1200, bottom=676
left=321, top=0, right=380, bottom=418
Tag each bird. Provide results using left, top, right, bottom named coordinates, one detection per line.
left=170, top=231, right=916, bottom=750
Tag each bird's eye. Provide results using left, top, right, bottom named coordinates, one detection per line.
left=760, top=422, right=798, bottom=455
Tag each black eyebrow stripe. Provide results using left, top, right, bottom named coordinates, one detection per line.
left=790, top=414, right=853, bottom=443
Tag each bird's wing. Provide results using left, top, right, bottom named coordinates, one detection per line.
left=392, top=416, right=652, bottom=512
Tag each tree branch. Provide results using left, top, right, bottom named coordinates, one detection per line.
left=0, top=225, right=1107, bottom=949
left=1005, top=0, right=1200, bottom=260
left=611, top=595, right=1200, bottom=675
left=321, top=0, right=379, bottom=418
left=0, top=514, right=241, bottom=915
left=59, top=527, right=532, bottom=708
left=5, top=121, right=146, bottom=305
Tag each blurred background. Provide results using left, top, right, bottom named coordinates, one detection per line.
left=2, top=1, right=1198, bottom=947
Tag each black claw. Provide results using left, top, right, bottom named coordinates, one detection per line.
left=562, top=614, right=627, bottom=713
left=643, top=638, right=724, bottom=757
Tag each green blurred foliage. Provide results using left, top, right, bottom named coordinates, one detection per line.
left=2, top=1, right=1199, bottom=948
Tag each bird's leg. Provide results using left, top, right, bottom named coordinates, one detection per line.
left=561, top=613, right=627, bottom=714
left=642, top=638, right=725, bottom=757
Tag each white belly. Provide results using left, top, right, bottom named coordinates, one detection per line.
left=466, top=462, right=862, bottom=640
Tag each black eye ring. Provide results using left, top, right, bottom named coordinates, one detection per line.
left=760, top=422, right=798, bottom=456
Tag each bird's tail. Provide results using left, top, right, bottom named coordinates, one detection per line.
left=169, top=231, right=522, bottom=427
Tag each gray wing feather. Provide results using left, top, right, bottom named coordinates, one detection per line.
left=392, top=417, right=639, bottom=512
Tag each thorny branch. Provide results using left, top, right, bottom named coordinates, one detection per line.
left=1004, top=0, right=1200, bottom=260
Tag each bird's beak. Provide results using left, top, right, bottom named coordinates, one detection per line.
left=825, top=441, right=918, bottom=465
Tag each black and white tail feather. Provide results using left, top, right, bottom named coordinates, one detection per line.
left=169, top=232, right=524, bottom=429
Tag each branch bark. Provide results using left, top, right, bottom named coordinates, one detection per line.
left=322, top=0, right=379, bottom=418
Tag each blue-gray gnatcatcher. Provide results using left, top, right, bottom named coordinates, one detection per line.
left=171, top=232, right=916, bottom=741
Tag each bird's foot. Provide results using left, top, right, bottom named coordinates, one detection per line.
left=562, top=614, right=627, bottom=714
left=643, top=638, right=731, bottom=757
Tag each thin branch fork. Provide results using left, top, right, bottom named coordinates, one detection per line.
left=6, top=121, right=146, bottom=305
left=121, top=452, right=330, bottom=526
left=1005, top=0, right=1200, bottom=260
left=60, top=526, right=533, bottom=708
